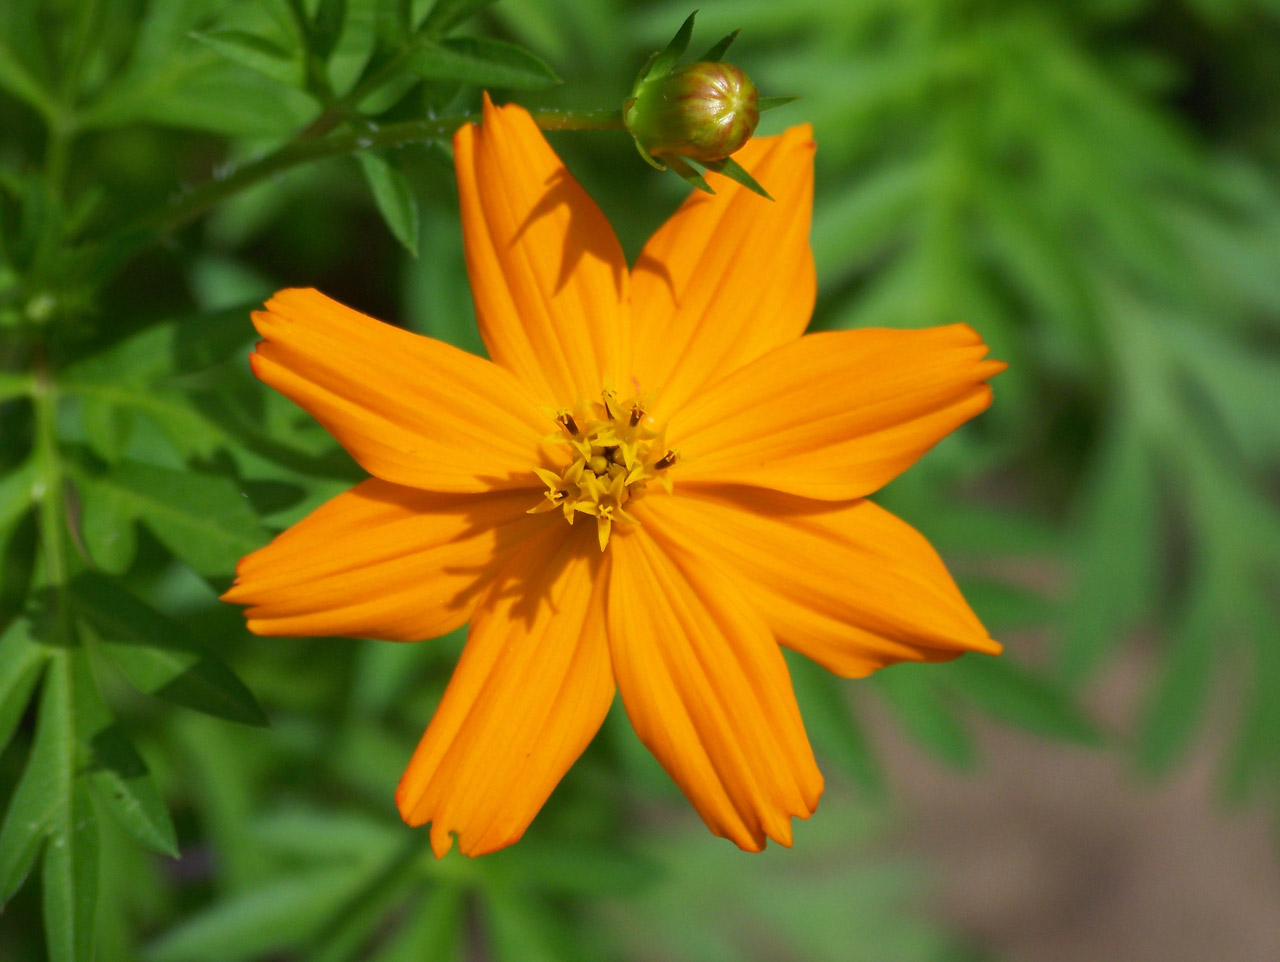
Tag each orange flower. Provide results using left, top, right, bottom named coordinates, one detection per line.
left=222, top=95, right=1005, bottom=857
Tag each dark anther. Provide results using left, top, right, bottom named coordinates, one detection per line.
left=629, top=404, right=643, bottom=426
left=654, top=450, right=679, bottom=470
left=557, top=412, right=579, bottom=435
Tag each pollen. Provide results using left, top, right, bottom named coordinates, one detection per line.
left=529, top=389, right=679, bottom=550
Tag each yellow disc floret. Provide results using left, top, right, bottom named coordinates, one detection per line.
left=529, top=388, right=679, bottom=550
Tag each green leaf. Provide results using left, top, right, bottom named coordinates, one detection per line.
left=0, top=514, right=37, bottom=633
left=42, top=780, right=99, bottom=962
left=372, top=0, right=411, bottom=52
left=191, top=29, right=306, bottom=88
left=311, top=0, right=348, bottom=60
left=493, top=841, right=659, bottom=897
left=0, top=618, right=48, bottom=757
left=357, top=151, right=420, bottom=256
left=1136, top=591, right=1218, bottom=776
left=420, top=0, right=497, bottom=37
left=145, top=869, right=372, bottom=962
left=0, top=370, right=32, bottom=401
left=647, top=11, right=696, bottom=80
left=0, top=460, right=36, bottom=536
left=256, top=0, right=309, bottom=44
left=0, top=654, right=73, bottom=909
left=700, top=29, right=739, bottom=62
left=872, top=665, right=976, bottom=767
left=80, top=391, right=135, bottom=463
left=699, top=154, right=773, bottom=200
left=79, top=474, right=139, bottom=574
left=756, top=95, right=800, bottom=112
left=661, top=154, right=713, bottom=194
left=81, top=52, right=314, bottom=137
left=89, top=461, right=265, bottom=577
left=375, top=885, right=464, bottom=962
left=948, top=656, right=1105, bottom=745
left=406, top=37, right=560, bottom=90
left=785, top=654, right=883, bottom=795
left=0, top=33, right=58, bottom=121
left=306, top=840, right=425, bottom=962
left=484, top=886, right=564, bottom=962
left=72, top=572, right=268, bottom=727
left=63, top=317, right=233, bottom=460
left=1061, top=421, right=1163, bottom=682
left=87, top=725, right=180, bottom=858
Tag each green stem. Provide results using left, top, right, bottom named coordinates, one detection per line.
left=86, top=106, right=624, bottom=281
left=527, top=106, right=623, bottom=130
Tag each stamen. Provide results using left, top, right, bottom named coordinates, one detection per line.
left=530, top=389, right=678, bottom=550
left=556, top=411, right=579, bottom=435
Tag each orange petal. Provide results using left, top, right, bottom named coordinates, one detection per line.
left=669, top=324, right=1005, bottom=499
left=454, top=95, right=629, bottom=408
left=396, top=524, right=613, bottom=857
left=607, top=524, right=823, bottom=851
left=630, top=126, right=816, bottom=418
left=250, top=288, right=551, bottom=493
left=634, top=488, right=1001, bottom=678
left=222, top=479, right=549, bottom=640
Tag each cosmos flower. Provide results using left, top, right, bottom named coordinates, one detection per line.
left=222, top=94, right=1005, bottom=857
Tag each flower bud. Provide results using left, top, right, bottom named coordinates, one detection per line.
left=625, top=61, right=760, bottom=163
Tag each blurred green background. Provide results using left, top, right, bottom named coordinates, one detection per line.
left=2, top=1, right=1279, bottom=960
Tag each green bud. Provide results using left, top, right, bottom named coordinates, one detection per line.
left=624, top=61, right=760, bottom=163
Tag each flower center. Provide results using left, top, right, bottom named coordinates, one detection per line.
left=529, top=388, right=679, bottom=550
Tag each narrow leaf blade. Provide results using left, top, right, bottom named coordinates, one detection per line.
left=87, top=725, right=180, bottom=858
left=0, top=618, right=48, bottom=757
left=700, top=30, right=739, bottom=62
left=42, top=781, right=99, bottom=962
left=649, top=11, right=696, bottom=79
left=357, top=151, right=420, bottom=256
left=0, top=655, right=73, bottom=908
left=757, top=95, right=799, bottom=113
left=700, top=155, right=773, bottom=200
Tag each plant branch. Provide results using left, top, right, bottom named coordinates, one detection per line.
left=85, top=106, right=624, bottom=282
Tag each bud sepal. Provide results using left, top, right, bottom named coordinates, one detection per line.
left=622, top=12, right=795, bottom=199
